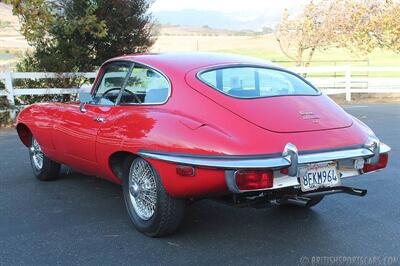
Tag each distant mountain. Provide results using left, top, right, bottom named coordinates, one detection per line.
left=153, top=9, right=283, bottom=31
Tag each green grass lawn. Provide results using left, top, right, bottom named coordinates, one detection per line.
left=216, top=47, right=400, bottom=77
left=2, top=41, right=400, bottom=76
left=217, top=47, right=400, bottom=66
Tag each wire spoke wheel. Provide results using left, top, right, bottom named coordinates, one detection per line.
left=28, top=136, right=60, bottom=181
left=30, top=138, right=43, bottom=170
left=128, top=159, right=157, bottom=220
left=123, top=157, right=185, bottom=236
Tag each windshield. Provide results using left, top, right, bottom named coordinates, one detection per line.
left=198, top=66, right=319, bottom=98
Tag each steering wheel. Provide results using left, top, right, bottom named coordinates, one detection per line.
left=102, top=88, right=122, bottom=98
left=102, top=88, right=142, bottom=104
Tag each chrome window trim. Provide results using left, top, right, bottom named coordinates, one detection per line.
left=196, top=64, right=322, bottom=100
left=115, top=61, right=172, bottom=106
left=91, top=60, right=134, bottom=106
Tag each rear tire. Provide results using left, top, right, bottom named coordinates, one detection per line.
left=122, top=157, right=185, bottom=237
left=29, top=137, right=60, bottom=181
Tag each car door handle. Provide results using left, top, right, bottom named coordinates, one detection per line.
left=94, top=117, right=105, bottom=123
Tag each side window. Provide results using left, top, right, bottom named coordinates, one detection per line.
left=93, top=62, right=131, bottom=105
left=120, top=66, right=170, bottom=104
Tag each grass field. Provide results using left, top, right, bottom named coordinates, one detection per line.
left=153, top=35, right=400, bottom=67
left=1, top=6, right=400, bottom=74
left=151, top=34, right=400, bottom=77
left=2, top=35, right=400, bottom=77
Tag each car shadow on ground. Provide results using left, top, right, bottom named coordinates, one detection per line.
left=180, top=197, right=327, bottom=237
left=60, top=169, right=335, bottom=244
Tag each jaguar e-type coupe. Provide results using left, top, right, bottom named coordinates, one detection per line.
left=16, top=53, right=390, bottom=237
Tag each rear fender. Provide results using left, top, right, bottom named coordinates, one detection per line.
left=146, top=158, right=228, bottom=198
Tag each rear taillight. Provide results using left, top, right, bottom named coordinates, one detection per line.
left=363, top=153, right=388, bottom=173
left=234, top=170, right=274, bottom=191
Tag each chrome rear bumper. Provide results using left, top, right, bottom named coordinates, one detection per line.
left=139, top=142, right=390, bottom=170
left=139, top=139, right=390, bottom=194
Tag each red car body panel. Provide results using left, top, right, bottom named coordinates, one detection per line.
left=16, top=53, right=383, bottom=197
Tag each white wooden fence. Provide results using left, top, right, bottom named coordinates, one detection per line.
left=0, top=72, right=97, bottom=106
left=290, top=66, right=400, bottom=101
left=1, top=66, right=400, bottom=106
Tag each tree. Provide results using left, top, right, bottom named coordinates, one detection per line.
left=318, top=0, right=400, bottom=54
left=11, top=0, right=156, bottom=72
left=275, top=1, right=334, bottom=67
left=262, top=26, right=273, bottom=34
left=331, top=0, right=383, bottom=53
left=378, top=1, right=400, bottom=53
left=355, top=0, right=400, bottom=54
left=275, top=0, right=383, bottom=66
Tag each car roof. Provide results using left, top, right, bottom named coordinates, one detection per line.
left=107, top=52, right=277, bottom=74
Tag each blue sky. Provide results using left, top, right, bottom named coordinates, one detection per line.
left=151, top=0, right=308, bottom=15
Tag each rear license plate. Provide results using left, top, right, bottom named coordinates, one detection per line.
left=299, top=162, right=340, bottom=192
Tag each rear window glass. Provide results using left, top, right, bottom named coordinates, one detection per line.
left=199, top=67, right=319, bottom=98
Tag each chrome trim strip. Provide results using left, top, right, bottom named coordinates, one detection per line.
left=298, top=148, right=373, bottom=164
left=138, top=143, right=390, bottom=170
left=139, top=151, right=290, bottom=169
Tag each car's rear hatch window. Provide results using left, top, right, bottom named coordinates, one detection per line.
left=198, top=66, right=319, bottom=98
left=187, top=66, right=352, bottom=133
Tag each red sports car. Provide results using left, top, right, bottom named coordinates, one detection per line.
left=16, top=53, right=390, bottom=237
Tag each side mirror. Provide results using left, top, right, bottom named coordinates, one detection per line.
left=78, top=85, right=93, bottom=103
left=78, top=85, right=93, bottom=113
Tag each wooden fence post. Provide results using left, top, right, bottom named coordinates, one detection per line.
left=345, top=66, right=352, bottom=102
left=4, top=72, right=15, bottom=106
